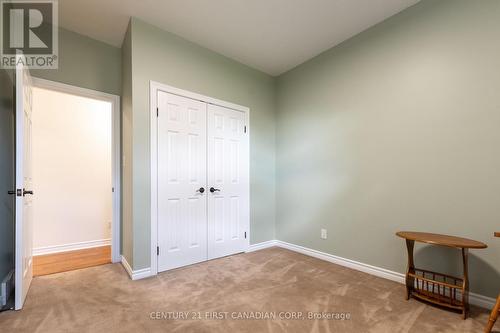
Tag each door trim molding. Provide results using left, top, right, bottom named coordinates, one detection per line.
left=31, top=77, right=122, bottom=264
left=149, top=81, right=250, bottom=277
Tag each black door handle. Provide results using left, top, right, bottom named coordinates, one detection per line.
left=197, top=187, right=205, bottom=194
left=23, top=189, right=33, bottom=196
left=8, top=190, right=16, bottom=195
left=209, top=187, right=220, bottom=193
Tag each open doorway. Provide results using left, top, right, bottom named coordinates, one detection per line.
left=29, top=79, right=120, bottom=277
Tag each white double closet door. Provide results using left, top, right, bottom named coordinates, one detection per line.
left=157, top=91, right=249, bottom=272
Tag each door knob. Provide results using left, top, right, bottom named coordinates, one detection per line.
left=209, top=187, right=220, bottom=193
left=23, top=189, right=33, bottom=196
left=197, top=187, right=205, bottom=194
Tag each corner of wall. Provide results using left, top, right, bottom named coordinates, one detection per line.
left=272, top=76, right=280, bottom=241
left=120, top=19, right=134, bottom=269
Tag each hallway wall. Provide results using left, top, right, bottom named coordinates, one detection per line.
left=32, top=88, right=113, bottom=253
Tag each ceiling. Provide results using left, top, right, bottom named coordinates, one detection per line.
left=59, top=0, right=420, bottom=76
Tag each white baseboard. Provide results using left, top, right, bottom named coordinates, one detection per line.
left=33, top=239, right=111, bottom=256
left=249, top=239, right=496, bottom=310
left=277, top=240, right=405, bottom=284
left=121, top=255, right=152, bottom=280
left=247, top=240, right=278, bottom=252
left=468, top=291, right=496, bottom=310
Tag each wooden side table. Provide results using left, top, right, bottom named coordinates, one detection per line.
left=396, top=231, right=487, bottom=319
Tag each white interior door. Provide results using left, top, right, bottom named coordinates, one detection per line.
left=157, top=91, right=208, bottom=272
left=207, top=104, right=249, bottom=260
left=15, top=55, right=34, bottom=310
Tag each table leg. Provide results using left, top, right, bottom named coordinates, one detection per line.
left=405, top=239, right=415, bottom=300
left=462, top=248, right=469, bottom=320
left=484, top=293, right=500, bottom=332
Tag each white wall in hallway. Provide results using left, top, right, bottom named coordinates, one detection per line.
left=32, top=87, right=112, bottom=253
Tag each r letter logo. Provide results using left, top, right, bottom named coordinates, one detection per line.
left=1, top=0, right=58, bottom=69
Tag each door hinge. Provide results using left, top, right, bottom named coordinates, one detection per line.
left=244, top=125, right=247, bottom=133
left=157, top=246, right=159, bottom=256
left=156, top=107, right=159, bottom=117
left=244, top=232, right=247, bottom=239
left=112, top=187, right=115, bottom=193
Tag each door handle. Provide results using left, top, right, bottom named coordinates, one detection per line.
left=209, top=187, right=220, bottom=193
left=196, top=187, right=205, bottom=194
left=7, top=190, right=16, bottom=195
left=22, top=189, right=33, bottom=196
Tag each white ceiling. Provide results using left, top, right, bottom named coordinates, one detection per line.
left=59, top=0, right=420, bottom=76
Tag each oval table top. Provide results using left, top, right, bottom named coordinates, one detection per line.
left=396, top=231, right=487, bottom=249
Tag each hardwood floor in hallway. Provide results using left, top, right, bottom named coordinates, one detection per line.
left=33, top=245, right=111, bottom=276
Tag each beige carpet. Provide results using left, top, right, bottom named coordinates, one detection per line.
left=0, top=247, right=493, bottom=332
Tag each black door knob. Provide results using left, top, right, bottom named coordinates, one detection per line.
left=209, top=187, right=220, bottom=193
left=197, top=187, right=205, bottom=194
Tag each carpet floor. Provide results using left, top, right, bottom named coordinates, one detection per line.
left=0, top=247, right=494, bottom=332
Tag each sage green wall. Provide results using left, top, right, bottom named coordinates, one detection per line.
left=128, top=18, right=276, bottom=269
left=276, top=0, right=500, bottom=297
left=31, top=28, right=122, bottom=95
left=121, top=23, right=133, bottom=266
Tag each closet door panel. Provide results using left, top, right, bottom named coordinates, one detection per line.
left=157, top=91, right=207, bottom=272
left=207, top=104, right=249, bottom=260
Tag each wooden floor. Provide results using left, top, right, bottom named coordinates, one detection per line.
left=33, top=246, right=111, bottom=276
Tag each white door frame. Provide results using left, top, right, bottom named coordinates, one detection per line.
left=31, top=77, right=122, bottom=263
left=150, top=81, right=250, bottom=276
